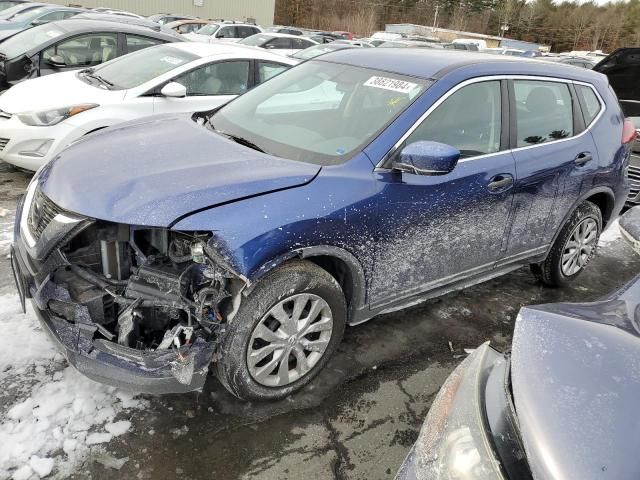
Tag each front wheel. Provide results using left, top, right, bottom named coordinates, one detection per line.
left=531, top=201, right=602, bottom=287
left=215, top=260, right=346, bottom=401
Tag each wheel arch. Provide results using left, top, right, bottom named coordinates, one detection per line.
left=247, top=245, right=367, bottom=321
left=546, top=186, right=615, bottom=257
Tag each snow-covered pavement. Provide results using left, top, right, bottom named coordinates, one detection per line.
left=0, top=296, right=146, bottom=479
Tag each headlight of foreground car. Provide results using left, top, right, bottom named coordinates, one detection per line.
left=17, top=104, right=99, bottom=126
left=398, top=343, right=505, bottom=480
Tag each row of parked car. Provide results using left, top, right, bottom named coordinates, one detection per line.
left=2, top=4, right=640, bottom=478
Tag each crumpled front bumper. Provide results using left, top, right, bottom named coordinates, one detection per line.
left=32, top=300, right=215, bottom=394
left=10, top=192, right=217, bottom=395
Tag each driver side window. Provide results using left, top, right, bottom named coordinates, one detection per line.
left=42, top=33, right=118, bottom=67
left=174, top=61, right=250, bottom=96
left=406, top=81, right=502, bottom=159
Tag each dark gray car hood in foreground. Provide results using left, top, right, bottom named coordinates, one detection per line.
left=38, top=115, right=320, bottom=227
left=511, top=273, right=640, bottom=480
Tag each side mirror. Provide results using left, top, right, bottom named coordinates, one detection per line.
left=46, top=55, right=66, bottom=67
left=30, top=19, right=45, bottom=26
left=160, top=81, right=187, bottom=98
left=264, top=44, right=277, bottom=49
left=392, top=141, right=460, bottom=175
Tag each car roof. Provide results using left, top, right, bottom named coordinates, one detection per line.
left=166, top=41, right=297, bottom=61
left=256, top=32, right=308, bottom=39
left=316, top=48, right=606, bottom=83
left=46, top=19, right=180, bottom=39
left=165, top=19, right=209, bottom=26
left=32, top=5, right=84, bottom=12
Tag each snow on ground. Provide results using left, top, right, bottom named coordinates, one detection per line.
left=599, top=218, right=621, bottom=246
left=0, top=295, right=146, bottom=479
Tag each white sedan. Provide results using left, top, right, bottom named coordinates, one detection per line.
left=0, top=42, right=297, bottom=170
left=238, top=33, right=318, bottom=57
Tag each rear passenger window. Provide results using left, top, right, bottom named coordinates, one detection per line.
left=257, top=61, right=288, bottom=83
left=266, top=37, right=293, bottom=49
left=576, top=85, right=601, bottom=126
left=406, top=81, right=502, bottom=158
left=126, top=35, right=163, bottom=53
left=514, top=80, right=573, bottom=147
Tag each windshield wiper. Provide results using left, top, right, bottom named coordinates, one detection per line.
left=80, top=69, right=114, bottom=89
left=219, top=131, right=266, bottom=153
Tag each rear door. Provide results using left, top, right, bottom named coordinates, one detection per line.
left=153, top=60, right=251, bottom=114
left=505, top=78, right=599, bottom=257
left=372, top=79, right=517, bottom=300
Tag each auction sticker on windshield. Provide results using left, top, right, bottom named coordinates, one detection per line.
left=364, top=76, right=418, bottom=94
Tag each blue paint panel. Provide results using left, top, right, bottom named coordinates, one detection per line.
left=39, top=114, right=320, bottom=227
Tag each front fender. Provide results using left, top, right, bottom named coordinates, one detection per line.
left=172, top=153, right=379, bottom=314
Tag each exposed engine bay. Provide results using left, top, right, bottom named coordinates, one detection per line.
left=14, top=187, right=245, bottom=392
left=57, top=223, right=237, bottom=350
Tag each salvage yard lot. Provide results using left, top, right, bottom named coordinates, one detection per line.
left=1, top=162, right=639, bottom=480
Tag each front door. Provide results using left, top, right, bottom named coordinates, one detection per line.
left=372, top=80, right=516, bottom=304
left=39, top=33, right=119, bottom=77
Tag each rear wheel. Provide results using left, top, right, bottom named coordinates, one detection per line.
left=215, top=260, right=346, bottom=400
left=531, top=201, right=602, bottom=287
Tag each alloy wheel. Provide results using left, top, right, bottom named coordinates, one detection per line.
left=561, top=217, right=598, bottom=276
left=247, top=293, right=334, bottom=387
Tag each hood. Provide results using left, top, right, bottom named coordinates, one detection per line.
left=38, top=114, right=321, bottom=227
left=0, top=71, right=123, bottom=113
left=0, top=25, right=21, bottom=39
left=511, top=275, right=640, bottom=480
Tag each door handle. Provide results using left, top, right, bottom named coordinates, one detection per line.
left=488, top=175, right=514, bottom=191
left=574, top=152, right=593, bottom=166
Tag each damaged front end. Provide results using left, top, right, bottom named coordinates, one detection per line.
left=11, top=182, right=244, bottom=394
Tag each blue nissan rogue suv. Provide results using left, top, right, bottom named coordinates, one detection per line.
left=11, top=50, right=635, bottom=400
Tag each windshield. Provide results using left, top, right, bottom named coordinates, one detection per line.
left=86, top=45, right=198, bottom=90
left=208, top=61, right=428, bottom=165
left=10, top=6, right=50, bottom=22
left=291, top=44, right=348, bottom=60
left=195, top=24, right=219, bottom=36
left=238, top=34, right=271, bottom=46
left=0, top=23, right=64, bottom=58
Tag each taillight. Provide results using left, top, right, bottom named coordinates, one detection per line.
left=622, top=119, right=637, bottom=144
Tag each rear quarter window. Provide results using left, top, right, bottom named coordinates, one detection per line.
left=575, top=84, right=602, bottom=126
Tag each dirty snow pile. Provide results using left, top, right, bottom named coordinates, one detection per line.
left=0, top=295, right=146, bottom=479
left=598, top=218, right=621, bottom=246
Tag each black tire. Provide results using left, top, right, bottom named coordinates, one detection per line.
left=215, top=260, right=347, bottom=401
left=531, top=201, right=602, bottom=287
